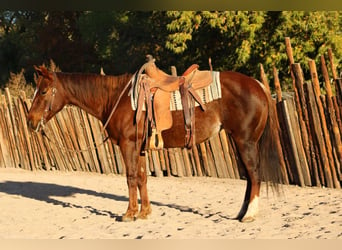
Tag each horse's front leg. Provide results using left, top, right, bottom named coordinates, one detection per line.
left=120, top=139, right=151, bottom=221
left=137, top=153, right=152, bottom=219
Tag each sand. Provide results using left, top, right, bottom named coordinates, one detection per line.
left=0, top=167, right=341, bottom=239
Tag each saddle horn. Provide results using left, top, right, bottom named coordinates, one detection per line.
left=132, top=55, right=157, bottom=87
left=146, top=54, right=155, bottom=63
left=138, top=54, right=156, bottom=75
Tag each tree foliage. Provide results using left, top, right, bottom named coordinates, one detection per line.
left=1, top=11, right=342, bottom=92
left=165, top=11, right=342, bottom=89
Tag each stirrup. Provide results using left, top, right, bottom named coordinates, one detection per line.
left=149, top=128, right=164, bottom=150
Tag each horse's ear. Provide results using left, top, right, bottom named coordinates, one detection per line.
left=34, top=65, right=53, bottom=81
left=34, top=65, right=42, bottom=75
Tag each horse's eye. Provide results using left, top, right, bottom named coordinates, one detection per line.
left=40, top=89, right=48, bottom=95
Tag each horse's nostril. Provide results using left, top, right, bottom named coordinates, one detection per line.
left=27, top=120, right=35, bottom=130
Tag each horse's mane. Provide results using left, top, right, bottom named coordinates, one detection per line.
left=55, top=72, right=133, bottom=116
left=57, top=72, right=132, bottom=102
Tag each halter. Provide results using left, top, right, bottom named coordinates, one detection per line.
left=35, top=73, right=57, bottom=132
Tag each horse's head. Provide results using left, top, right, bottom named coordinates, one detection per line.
left=27, top=65, right=66, bottom=132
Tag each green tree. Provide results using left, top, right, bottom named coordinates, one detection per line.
left=273, top=12, right=342, bottom=81
left=165, top=11, right=342, bottom=90
left=0, top=11, right=96, bottom=85
left=2, top=11, right=342, bottom=92
left=77, top=11, right=176, bottom=74
left=165, top=11, right=266, bottom=71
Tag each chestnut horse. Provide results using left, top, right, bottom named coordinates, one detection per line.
left=27, top=64, right=283, bottom=222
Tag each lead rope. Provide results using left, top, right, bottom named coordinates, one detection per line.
left=41, top=129, right=110, bottom=153
left=102, top=78, right=132, bottom=132
left=40, top=73, right=132, bottom=153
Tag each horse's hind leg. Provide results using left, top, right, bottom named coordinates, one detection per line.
left=235, top=141, right=261, bottom=222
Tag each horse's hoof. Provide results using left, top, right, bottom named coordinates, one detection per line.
left=137, top=212, right=150, bottom=220
left=137, top=213, right=149, bottom=220
left=240, top=216, right=256, bottom=223
left=121, top=212, right=137, bottom=222
left=121, top=215, right=136, bottom=222
left=137, top=207, right=152, bottom=220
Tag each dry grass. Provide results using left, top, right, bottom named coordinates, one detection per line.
left=4, top=69, right=34, bottom=98
left=2, top=59, right=61, bottom=98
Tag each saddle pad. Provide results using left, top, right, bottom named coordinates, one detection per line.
left=130, top=73, right=146, bottom=111
left=170, top=71, right=221, bottom=111
left=130, top=71, right=221, bottom=111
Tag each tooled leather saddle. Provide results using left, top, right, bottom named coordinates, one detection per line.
left=133, top=55, right=213, bottom=150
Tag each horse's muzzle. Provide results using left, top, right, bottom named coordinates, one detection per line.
left=27, top=119, right=40, bottom=132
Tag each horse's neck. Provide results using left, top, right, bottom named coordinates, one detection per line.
left=59, top=73, right=127, bottom=123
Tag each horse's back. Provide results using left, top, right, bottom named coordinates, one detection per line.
left=220, top=71, right=267, bottom=100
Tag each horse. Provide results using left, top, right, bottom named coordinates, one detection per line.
left=27, top=62, right=284, bottom=222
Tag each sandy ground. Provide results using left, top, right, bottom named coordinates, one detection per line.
left=0, top=167, right=341, bottom=239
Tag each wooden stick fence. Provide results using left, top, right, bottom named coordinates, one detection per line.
left=0, top=37, right=341, bottom=189
left=0, top=88, right=242, bottom=179
left=270, top=38, right=342, bottom=188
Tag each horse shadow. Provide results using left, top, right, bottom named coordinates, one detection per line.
left=0, top=180, right=234, bottom=222
left=0, top=180, right=127, bottom=220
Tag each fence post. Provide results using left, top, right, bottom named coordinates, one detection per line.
left=308, top=59, right=340, bottom=188
left=285, top=39, right=313, bottom=178
left=291, top=64, right=312, bottom=186
left=320, top=55, right=342, bottom=174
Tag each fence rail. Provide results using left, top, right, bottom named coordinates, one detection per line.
left=0, top=38, right=341, bottom=188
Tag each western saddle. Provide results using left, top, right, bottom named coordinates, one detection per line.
left=135, top=55, right=213, bottom=150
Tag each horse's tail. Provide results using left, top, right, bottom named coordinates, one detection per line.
left=259, top=89, right=285, bottom=193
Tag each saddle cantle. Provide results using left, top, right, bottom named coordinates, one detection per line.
left=133, top=55, right=214, bottom=150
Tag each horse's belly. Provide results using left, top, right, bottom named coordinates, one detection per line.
left=161, top=102, right=222, bottom=148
